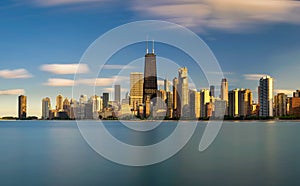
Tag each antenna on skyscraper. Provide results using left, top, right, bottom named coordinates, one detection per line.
left=152, top=40, right=155, bottom=54
left=146, top=36, right=149, bottom=54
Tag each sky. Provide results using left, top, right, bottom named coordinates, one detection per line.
left=0, top=0, right=300, bottom=117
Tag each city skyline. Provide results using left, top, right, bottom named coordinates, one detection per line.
left=1, top=0, right=300, bottom=117
left=11, top=71, right=300, bottom=119
left=3, top=49, right=300, bottom=119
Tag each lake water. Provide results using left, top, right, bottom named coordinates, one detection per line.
left=0, top=120, right=300, bottom=185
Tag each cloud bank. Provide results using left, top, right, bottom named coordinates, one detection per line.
left=29, top=0, right=105, bottom=7
left=44, top=76, right=129, bottom=87
left=40, top=64, right=90, bottom=75
left=132, top=0, right=300, bottom=32
left=0, top=69, right=33, bottom=79
left=22, top=0, right=300, bottom=33
left=243, top=74, right=268, bottom=81
left=0, top=89, right=25, bottom=95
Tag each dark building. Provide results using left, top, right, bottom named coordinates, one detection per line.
left=294, top=90, right=300, bottom=98
left=18, top=95, right=27, bottom=120
left=103, top=93, right=109, bottom=109
left=114, top=84, right=121, bottom=104
left=210, top=85, right=215, bottom=97
left=143, top=41, right=158, bottom=105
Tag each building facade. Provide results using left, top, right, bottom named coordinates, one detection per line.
left=274, top=93, right=287, bottom=117
left=200, top=89, right=210, bottom=118
left=130, top=72, right=144, bottom=110
left=228, top=89, right=239, bottom=117
left=178, top=67, right=189, bottom=117
left=190, top=90, right=200, bottom=119
left=114, top=85, right=121, bottom=104
left=18, top=95, right=27, bottom=119
left=259, top=76, right=274, bottom=117
left=42, top=97, right=51, bottom=119
left=143, top=42, right=158, bottom=105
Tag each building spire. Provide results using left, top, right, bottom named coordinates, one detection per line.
left=152, top=40, right=155, bottom=54
left=146, top=36, right=149, bottom=54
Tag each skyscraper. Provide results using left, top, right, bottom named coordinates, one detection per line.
left=166, top=91, right=173, bottom=118
left=63, top=97, right=70, bottom=118
left=259, top=76, right=274, bottom=117
left=114, top=84, right=121, bottom=104
left=42, top=97, right=51, bottom=119
left=210, top=85, right=215, bottom=97
left=178, top=67, right=189, bottom=117
left=18, top=95, right=27, bottom=120
left=78, top=94, right=87, bottom=119
left=56, top=94, right=63, bottom=111
left=221, top=78, right=228, bottom=101
left=274, top=93, right=287, bottom=117
left=143, top=40, right=158, bottom=104
left=238, top=89, right=253, bottom=117
left=173, top=77, right=178, bottom=112
left=200, top=89, right=210, bottom=118
left=103, top=93, right=109, bottom=109
left=228, top=89, right=239, bottom=117
left=291, top=90, right=300, bottom=117
left=164, top=78, right=170, bottom=92
left=130, top=72, right=144, bottom=109
left=190, top=90, right=200, bottom=119
left=293, top=90, right=300, bottom=97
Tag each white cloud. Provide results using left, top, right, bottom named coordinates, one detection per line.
left=0, top=89, right=25, bottom=95
left=23, top=0, right=300, bottom=32
left=132, top=0, right=300, bottom=32
left=102, top=65, right=136, bottom=70
left=78, top=78, right=115, bottom=86
left=44, top=78, right=75, bottom=86
left=78, top=76, right=129, bottom=86
left=0, top=69, right=33, bottom=79
left=43, top=76, right=128, bottom=87
left=243, top=74, right=268, bottom=81
left=30, top=0, right=105, bottom=7
left=275, top=89, right=294, bottom=96
left=40, top=64, right=89, bottom=75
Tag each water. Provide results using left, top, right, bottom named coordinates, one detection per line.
left=0, top=120, right=300, bottom=185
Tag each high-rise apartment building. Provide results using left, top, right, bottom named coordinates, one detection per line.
left=190, top=90, right=200, bottom=119
left=173, top=77, right=178, bottom=112
left=166, top=91, right=173, bottom=118
left=221, top=78, right=228, bottom=102
left=103, top=93, right=109, bottom=109
left=210, top=85, right=215, bottom=97
left=56, top=94, right=63, bottom=111
left=42, top=97, right=51, bottom=119
left=200, top=89, right=210, bottom=118
left=114, top=84, right=121, bottom=104
left=130, top=72, right=144, bottom=109
left=178, top=67, right=189, bottom=117
left=63, top=97, right=70, bottom=117
left=274, top=93, right=287, bottom=117
left=259, top=76, right=274, bottom=117
left=18, top=95, right=27, bottom=119
left=228, top=89, right=239, bottom=117
left=290, top=90, right=300, bottom=117
left=164, top=78, right=170, bottom=92
left=238, top=89, right=253, bottom=117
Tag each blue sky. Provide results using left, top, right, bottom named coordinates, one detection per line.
left=0, top=0, right=300, bottom=117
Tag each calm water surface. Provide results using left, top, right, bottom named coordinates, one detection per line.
left=0, top=120, right=299, bottom=185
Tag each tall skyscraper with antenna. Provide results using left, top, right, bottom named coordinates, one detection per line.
left=143, top=40, right=158, bottom=108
